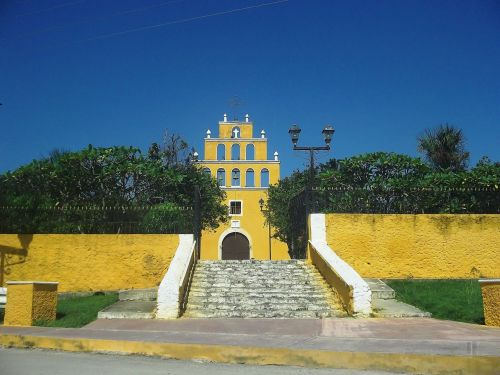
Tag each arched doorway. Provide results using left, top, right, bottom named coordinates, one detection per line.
left=221, top=232, right=250, bottom=260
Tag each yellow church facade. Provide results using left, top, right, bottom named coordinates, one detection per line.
left=197, top=114, right=290, bottom=260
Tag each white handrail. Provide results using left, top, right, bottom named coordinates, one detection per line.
left=309, top=214, right=371, bottom=316
left=156, top=234, right=196, bottom=319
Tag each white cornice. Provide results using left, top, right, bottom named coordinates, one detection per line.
left=220, top=187, right=269, bottom=191
left=204, top=138, right=266, bottom=142
left=198, top=160, right=279, bottom=164
left=218, top=121, right=253, bottom=125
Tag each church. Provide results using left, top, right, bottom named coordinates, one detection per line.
left=196, top=114, right=289, bottom=260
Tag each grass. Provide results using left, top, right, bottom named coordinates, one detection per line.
left=386, top=279, right=484, bottom=324
left=34, top=293, right=118, bottom=328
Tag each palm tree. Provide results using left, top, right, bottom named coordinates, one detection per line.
left=417, top=124, right=470, bottom=172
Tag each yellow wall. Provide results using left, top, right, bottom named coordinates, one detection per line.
left=325, top=214, right=500, bottom=279
left=204, top=140, right=268, bottom=160
left=201, top=189, right=289, bottom=260
left=0, top=234, right=179, bottom=292
left=219, top=122, right=253, bottom=138
left=480, top=281, right=500, bottom=327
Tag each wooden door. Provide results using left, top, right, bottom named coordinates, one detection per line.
left=221, top=232, right=249, bottom=260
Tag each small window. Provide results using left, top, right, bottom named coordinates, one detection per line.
left=202, top=168, right=211, bottom=176
left=217, top=168, right=226, bottom=186
left=231, top=144, right=240, bottom=160
left=246, top=144, right=255, bottom=160
left=217, top=144, right=225, bottom=160
left=231, top=168, right=240, bottom=186
left=246, top=168, right=254, bottom=187
left=229, top=201, right=242, bottom=215
left=261, top=168, right=270, bottom=187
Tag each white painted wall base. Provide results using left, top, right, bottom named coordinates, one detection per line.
left=309, top=214, right=372, bottom=316
left=156, top=234, right=196, bottom=319
left=0, top=287, right=6, bottom=309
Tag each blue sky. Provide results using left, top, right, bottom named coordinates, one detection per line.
left=1, top=0, right=499, bottom=177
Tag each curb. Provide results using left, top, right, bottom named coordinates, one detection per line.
left=1, top=334, right=499, bottom=374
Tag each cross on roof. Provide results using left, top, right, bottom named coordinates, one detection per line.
left=233, top=128, right=240, bottom=138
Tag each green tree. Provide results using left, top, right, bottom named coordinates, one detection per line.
left=417, top=124, right=470, bottom=172
left=0, top=141, right=227, bottom=233
left=265, top=170, right=307, bottom=258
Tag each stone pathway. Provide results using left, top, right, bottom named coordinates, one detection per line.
left=1, top=318, right=498, bottom=374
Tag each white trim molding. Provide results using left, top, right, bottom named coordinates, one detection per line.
left=0, top=287, right=7, bottom=309
left=156, top=234, right=196, bottom=319
left=222, top=187, right=268, bottom=191
left=228, top=200, right=243, bottom=216
left=199, top=160, right=280, bottom=164
left=309, top=214, right=372, bottom=316
left=204, top=138, right=265, bottom=142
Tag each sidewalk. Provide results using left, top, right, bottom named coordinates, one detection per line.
left=1, top=318, right=499, bottom=374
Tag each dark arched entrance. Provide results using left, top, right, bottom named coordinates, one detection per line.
left=221, top=232, right=250, bottom=260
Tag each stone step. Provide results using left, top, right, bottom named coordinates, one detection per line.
left=188, top=290, right=331, bottom=299
left=198, top=260, right=308, bottom=264
left=186, top=301, right=334, bottom=311
left=187, top=294, right=335, bottom=303
left=193, top=269, right=321, bottom=274
left=97, top=301, right=156, bottom=319
left=364, top=279, right=396, bottom=300
left=192, top=273, right=323, bottom=279
left=371, top=298, right=431, bottom=318
left=118, top=288, right=157, bottom=301
left=188, top=286, right=326, bottom=294
left=187, top=299, right=336, bottom=308
left=195, top=268, right=314, bottom=273
left=190, top=282, right=323, bottom=289
left=183, top=308, right=340, bottom=319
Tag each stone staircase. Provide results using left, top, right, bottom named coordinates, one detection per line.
left=97, top=288, right=157, bottom=319
left=365, top=278, right=431, bottom=318
left=183, top=260, right=346, bottom=318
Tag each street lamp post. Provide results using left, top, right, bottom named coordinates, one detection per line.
left=288, top=125, right=335, bottom=246
left=259, top=198, right=272, bottom=260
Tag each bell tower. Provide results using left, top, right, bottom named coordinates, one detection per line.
left=197, top=114, right=289, bottom=260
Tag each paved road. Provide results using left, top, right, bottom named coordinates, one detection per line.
left=0, top=348, right=406, bottom=375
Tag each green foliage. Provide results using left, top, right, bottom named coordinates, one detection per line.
left=417, top=124, right=470, bottom=171
left=265, top=171, right=307, bottom=256
left=0, top=141, right=227, bottom=233
left=317, top=152, right=499, bottom=214
left=387, top=280, right=484, bottom=324
left=34, top=293, right=119, bottom=328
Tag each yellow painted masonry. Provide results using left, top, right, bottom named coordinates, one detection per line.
left=4, top=282, right=58, bottom=326
left=201, top=163, right=279, bottom=188
left=0, top=234, right=179, bottom=292
left=480, top=281, right=500, bottom=327
left=201, top=189, right=289, bottom=260
left=325, top=214, right=500, bottom=279
left=3, top=284, right=33, bottom=326
left=204, top=139, right=268, bottom=161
